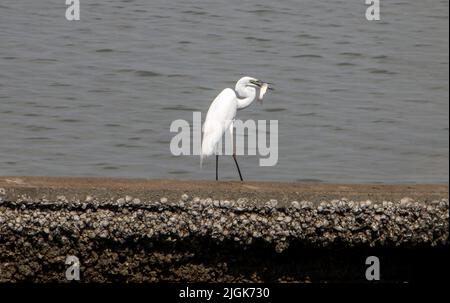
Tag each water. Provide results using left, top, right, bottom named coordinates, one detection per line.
left=0, top=0, right=448, bottom=183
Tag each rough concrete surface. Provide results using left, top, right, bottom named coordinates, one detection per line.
left=0, top=177, right=448, bottom=282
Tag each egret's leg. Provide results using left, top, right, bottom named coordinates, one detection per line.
left=229, top=122, right=243, bottom=181
left=215, top=155, right=219, bottom=181
left=232, top=154, right=243, bottom=181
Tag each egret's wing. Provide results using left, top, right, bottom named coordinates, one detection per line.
left=201, top=88, right=237, bottom=157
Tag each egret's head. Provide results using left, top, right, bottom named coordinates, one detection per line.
left=235, top=76, right=273, bottom=90
left=235, top=76, right=273, bottom=103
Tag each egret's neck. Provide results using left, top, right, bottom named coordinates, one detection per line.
left=235, top=86, right=256, bottom=110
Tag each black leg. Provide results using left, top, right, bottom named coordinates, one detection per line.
left=232, top=154, right=244, bottom=181
left=215, top=155, right=219, bottom=181
left=230, top=126, right=243, bottom=182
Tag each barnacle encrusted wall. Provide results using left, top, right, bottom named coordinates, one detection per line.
left=0, top=178, right=448, bottom=282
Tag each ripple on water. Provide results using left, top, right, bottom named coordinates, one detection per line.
left=114, top=69, right=163, bottom=77
left=328, top=88, right=348, bottom=92
left=88, top=89, right=111, bottom=93
left=156, top=139, right=170, bottom=144
left=161, top=105, right=199, bottom=111
left=372, top=119, right=396, bottom=124
left=336, top=62, right=356, bottom=66
left=23, top=113, right=41, bottom=117
left=402, top=99, right=430, bottom=104
left=25, top=125, right=55, bottom=131
left=264, top=108, right=286, bottom=112
left=134, top=70, right=163, bottom=77
left=104, top=123, right=122, bottom=127
left=102, top=166, right=120, bottom=170
left=297, top=33, right=321, bottom=40
left=292, top=54, right=323, bottom=58
left=339, top=52, right=364, bottom=57
left=355, top=106, right=383, bottom=112
left=367, top=68, right=397, bottom=75
left=58, top=118, right=82, bottom=123
left=193, top=86, right=214, bottom=91
left=292, top=78, right=310, bottom=83
left=297, top=112, right=319, bottom=117
left=244, top=36, right=272, bottom=42
left=95, top=48, right=115, bottom=53
left=80, top=104, right=104, bottom=108
left=128, top=137, right=141, bottom=141
left=114, top=143, right=141, bottom=148
left=136, top=128, right=155, bottom=134
left=24, top=137, right=50, bottom=141
left=372, top=55, right=389, bottom=60
left=245, top=9, right=274, bottom=15
left=166, top=74, right=187, bottom=78
left=50, top=82, right=71, bottom=87
left=28, top=58, right=58, bottom=63
left=181, top=10, right=207, bottom=16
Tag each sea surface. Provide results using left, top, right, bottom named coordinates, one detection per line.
left=0, top=0, right=448, bottom=182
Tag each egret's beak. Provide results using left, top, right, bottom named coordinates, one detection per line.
left=250, top=79, right=275, bottom=91
left=249, top=79, right=263, bottom=87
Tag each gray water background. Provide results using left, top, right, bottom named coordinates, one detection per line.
left=0, top=0, right=448, bottom=183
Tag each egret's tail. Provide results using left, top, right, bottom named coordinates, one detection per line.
left=200, top=133, right=217, bottom=168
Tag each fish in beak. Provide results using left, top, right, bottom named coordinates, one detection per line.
left=250, top=79, right=274, bottom=104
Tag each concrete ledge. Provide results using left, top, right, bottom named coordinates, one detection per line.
left=0, top=177, right=448, bottom=282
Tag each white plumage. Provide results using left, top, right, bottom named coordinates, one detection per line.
left=200, top=76, right=272, bottom=180
left=201, top=88, right=237, bottom=158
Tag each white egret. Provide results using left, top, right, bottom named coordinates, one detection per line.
left=201, top=76, right=273, bottom=181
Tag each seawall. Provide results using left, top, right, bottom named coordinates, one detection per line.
left=0, top=177, right=448, bottom=282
